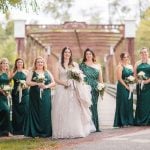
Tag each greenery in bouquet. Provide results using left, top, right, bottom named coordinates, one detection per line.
left=0, top=84, right=12, bottom=96
left=67, top=68, right=85, bottom=82
left=97, top=82, right=105, bottom=99
left=137, top=71, right=147, bottom=80
left=33, top=73, right=45, bottom=83
left=124, top=75, right=136, bottom=84
left=17, top=80, right=27, bottom=91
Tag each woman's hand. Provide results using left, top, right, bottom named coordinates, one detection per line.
left=37, top=83, right=45, bottom=89
left=125, top=85, right=130, bottom=91
left=143, top=79, right=150, bottom=84
left=0, top=89, right=7, bottom=96
left=64, top=80, right=71, bottom=89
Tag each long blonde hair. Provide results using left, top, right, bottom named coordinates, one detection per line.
left=0, top=58, right=9, bottom=73
left=32, top=56, right=47, bottom=71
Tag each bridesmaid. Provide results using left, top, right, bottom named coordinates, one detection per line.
left=24, top=56, right=55, bottom=137
left=134, top=47, right=150, bottom=125
left=113, top=52, right=134, bottom=127
left=80, top=48, right=103, bottom=132
left=11, top=58, right=29, bottom=135
left=0, top=58, right=11, bottom=136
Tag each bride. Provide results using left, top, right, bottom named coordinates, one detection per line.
left=52, top=47, right=95, bottom=139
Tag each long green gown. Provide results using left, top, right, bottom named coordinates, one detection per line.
left=134, top=63, right=150, bottom=125
left=0, top=73, right=10, bottom=136
left=114, top=66, right=134, bottom=127
left=12, top=71, right=29, bottom=135
left=80, top=63, right=100, bottom=131
left=24, top=71, right=52, bottom=137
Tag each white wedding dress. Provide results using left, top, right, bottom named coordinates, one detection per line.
left=52, top=63, right=95, bottom=139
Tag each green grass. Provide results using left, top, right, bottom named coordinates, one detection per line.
left=0, top=138, right=58, bottom=150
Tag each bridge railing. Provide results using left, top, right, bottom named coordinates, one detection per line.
left=105, top=83, right=137, bottom=112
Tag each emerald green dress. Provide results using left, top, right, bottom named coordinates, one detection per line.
left=0, top=73, right=10, bottom=136
left=114, top=66, right=134, bottom=127
left=134, top=63, right=150, bottom=125
left=12, top=71, right=29, bottom=135
left=24, top=71, right=52, bottom=137
left=80, top=63, right=100, bottom=131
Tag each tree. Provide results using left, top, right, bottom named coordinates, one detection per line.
left=135, top=7, right=150, bottom=55
left=43, top=0, right=74, bottom=23
left=0, top=0, right=38, bottom=13
left=0, top=12, right=16, bottom=64
left=108, top=0, right=131, bottom=23
left=80, top=6, right=102, bottom=24
left=108, top=0, right=150, bottom=23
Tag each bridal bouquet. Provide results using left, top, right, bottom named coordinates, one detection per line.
left=124, top=75, right=136, bottom=99
left=33, top=73, right=45, bottom=83
left=137, top=71, right=147, bottom=80
left=33, top=73, right=45, bottom=99
left=137, top=71, right=148, bottom=90
left=17, top=80, right=27, bottom=103
left=0, top=84, right=12, bottom=107
left=124, top=75, right=136, bottom=84
left=67, top=68, right=85, bottom=82
left=1, top=85, right=12, bottom=96
left=97, top=82, right=105, bottom=100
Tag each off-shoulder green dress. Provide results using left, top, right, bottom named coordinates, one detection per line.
left=80, top=63, right=100, bottom=132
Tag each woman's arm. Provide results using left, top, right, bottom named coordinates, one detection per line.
left=134, top=62, right=138, bottom=80
left=98, top=64, right=103, bottom=83
left=9, top=71, right=16, bottom=79
left=26, top=70, right=39, bottom=87
left=45, top=71, right=56, bottom=89
left=117, top=65, right=129, bottom=90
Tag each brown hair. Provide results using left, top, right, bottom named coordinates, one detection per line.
left=82, top=48, right=96, bottom=63
left=13, top=58, right=25, bottom=73
left=120, top=52, right=128, bottom=60
left=61, top=47, right=74, bottom=69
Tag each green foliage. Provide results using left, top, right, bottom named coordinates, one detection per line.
left=43, top=0, right=74, bottom=22
left=0, top=0, right=38, bottom=13
left=109, top=0, right=131, bottom=23
left=0, top=36, right=17, bottom=66
left=5, top=21, right=14, bottom=36
left=135, top=7, right=150, bottom=59
left=0, top=24, right=5, bottom=36
left=0, top=16, right=16, bottom=66
left=80, top=6, right=102, bottom=24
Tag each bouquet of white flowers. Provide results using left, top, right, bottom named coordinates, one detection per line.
left=2, top=85, right=12, bottom=95
left=137, top=71, right=147, bottom=80
left=97, top=82, right=105, bottom=100
left=33, top=73, right=45, bottom=83
left=67, top=68, right=85, bottom=82
left=137, top=71, right=148, bottom=90
left=17, top=80, right=27, bottom=89
left=124, top=75, right=136, bottom=84
left=33, top=73, right=45, bottom=99
left=124, top=75, right=136, bottom=99
left=17, top=80, right=27, bottom=103
left=0, top=84, right=12, bottom=107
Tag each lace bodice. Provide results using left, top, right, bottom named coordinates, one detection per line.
left=58, top=62, right=79, bottom=81
left=58, top=64, right=68, bottom=81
